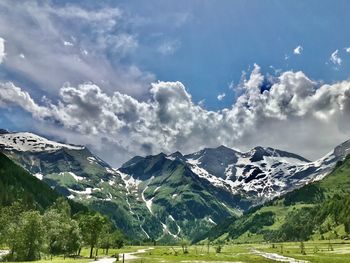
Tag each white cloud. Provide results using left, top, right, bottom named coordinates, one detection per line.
left=0, top=1, right=154, bottom=97
left=330, top=49, right=342, bottom=66
left=63, top=41, right=74, bottom=47
left=345, top=47, right=350, bottom=53
left=217, top=93, right=226, bottom=101
left=0, top=37, right=5, bottom=63
left=157, top=40, right=181, bottom=55
left=1, top=66, right=350, bottom=166
left=0, top=82, right=50, bottom=118
left=110, top=34, right=138, bottom=55
left=293, top=45, right=303, bottom=55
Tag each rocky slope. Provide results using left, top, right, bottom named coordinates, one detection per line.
left=199, top=153, right=350, bottom=243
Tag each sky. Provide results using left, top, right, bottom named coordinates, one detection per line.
left=1, top=0, right=350, bottom=166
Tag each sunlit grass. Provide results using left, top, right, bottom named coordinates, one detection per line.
left=4, top=241, right=350, bottom=263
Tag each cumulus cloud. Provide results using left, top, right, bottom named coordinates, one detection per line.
left=0, top=37, right=5, bottom=63
left=330, top=49, right=342, bottom=66
left=0, top=1, right=154, bottom=97
left=0, top=82, right=50, bottom=118
left=1, top=66, right=350, bottom=166
left=293, top=45, right=303, bottom=55
left=217, top=93, right=226, bottom=101
left=345, top=47, right=350, bottom=53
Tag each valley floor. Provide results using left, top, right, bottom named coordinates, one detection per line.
left=125, top=241, right=350, bottom=263
left=3, top=242, right=350, bottom=263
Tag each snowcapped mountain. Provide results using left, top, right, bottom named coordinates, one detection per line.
left=0, top=131, right=143, bottom=238
left=0, top=132, right=84, bottom=152
left=1, top=130, right=349, bottom=242
left=114, top=142, right=350, bottom=240
left=181, top=144, right=344, bottom=201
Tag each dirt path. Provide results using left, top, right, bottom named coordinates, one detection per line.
left=90, top=247, right=154, bottom=263
left=123, top=247, right=154, bottom=260
left=252, top=249, right=309, bottom=263
left=91, top=257, right=116, bottom=263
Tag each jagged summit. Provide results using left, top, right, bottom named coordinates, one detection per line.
left=1, top=130, right=349, bottom=241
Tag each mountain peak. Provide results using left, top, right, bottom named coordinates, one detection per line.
left=0, top=131, right=85, bottom=152
left=216, top=145, right=235, bottom=151
left=334, top=139, right=350, bottom=157
left=0, top=128, right=9, bottom=134
left=168, top=151, right=184, bottom=160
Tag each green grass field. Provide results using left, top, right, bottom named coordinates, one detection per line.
left=3, top=241, right=350, bottom=263
left=125, top=241, right=350, bottom=263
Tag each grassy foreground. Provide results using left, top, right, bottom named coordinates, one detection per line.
left=4, top=241, right=350, bottom=263
left=127, top=241, right=350, bottom=263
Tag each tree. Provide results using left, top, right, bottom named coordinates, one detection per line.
left=0, top=202, right=26, bottom=249
left=65, top=219, right=82, bottom=257
left=51, top=197, right=71, bottom=218
left=43, top=209, right=67, bottom=257
left=112, top=230, right=124, bottom=249
left=100, top=222, right=113, bottom=255
left=43, top=199, right=82, bottom=258
left=215, top=240, right=224, bottom=254
left=79, top=213, right=107, bottom=258
left=8, top=211, right=44, bottom=261
left=344, top=217, right=350, bottom=235
left=207, top=240, right=211, bottom=254
left=300, top=242, right=306, bottom=255
left=180, top=239, right=189, bottom=254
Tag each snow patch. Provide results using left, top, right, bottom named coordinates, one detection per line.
left=87, top=156, right=97, bottom=164
left=34, top=173, right=43, bottom=180
left=67, top=172, right=84, bottom=181
left=154, top=186, right=161, bottom=193
left=160, top=222, right=178, bottom=239
left=0, top=132, right=84, bottom=152
left=207, top=217, right=216, bottom=225
left=70, top=187, right=92, bottom=195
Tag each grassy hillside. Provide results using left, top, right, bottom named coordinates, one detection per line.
left=200, top=155, right=350, bottom=243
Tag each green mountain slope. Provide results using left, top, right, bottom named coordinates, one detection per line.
left=1, top=142, right=142, bottom=239
left=0, top=152, right=86, bottom=214
left=0, top=152, right=59, bottom=209
left=200, top=155, right=350, bottom=243
left=119, top=153, right=248, bottom=242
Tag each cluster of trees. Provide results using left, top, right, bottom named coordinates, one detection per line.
left=225, top=211, right=275, bottom=240
left=0, top=198, right=124, bottom=262
left=264, top=193, right=350, bottom=242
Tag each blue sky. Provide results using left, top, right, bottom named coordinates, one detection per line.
left=68, top=0, right=350, bottom=110
left=1, top=0, right=350, bottom=165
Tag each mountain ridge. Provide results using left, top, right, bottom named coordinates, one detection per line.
left=1, top=129, right=349, bottom=242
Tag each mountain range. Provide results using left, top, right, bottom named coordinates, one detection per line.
left=1, top=129, right=349, bottom=242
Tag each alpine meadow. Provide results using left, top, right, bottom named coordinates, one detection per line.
left=1, top=1, right=350, bottom=263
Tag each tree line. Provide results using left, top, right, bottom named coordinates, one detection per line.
left=0, top=197, right=124, bottom=261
